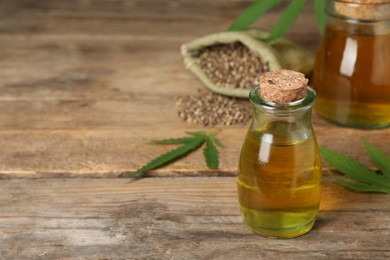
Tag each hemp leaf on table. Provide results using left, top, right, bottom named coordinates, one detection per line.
left=228, top=0, right=326, bottom=40
left=132, top=130, right=223, bottom=177
left=320, top=138, right=390, bottom=193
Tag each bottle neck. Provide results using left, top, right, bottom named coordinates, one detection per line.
left=249, top=87, right=316, bottom=145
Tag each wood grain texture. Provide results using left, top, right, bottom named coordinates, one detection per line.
left=1, top=2, right=389, bottom=259
left=0, top=0, right=389, bottom=178
left=1, top=176, right=390, bottom=259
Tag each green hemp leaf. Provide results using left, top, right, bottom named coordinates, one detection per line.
left=132, top=130, right=223, bottom=177
left=228, top=0, right=285, bottom=32
left=320, top=138, right=390, bottom=193
left=265, top=0, right=307, bottom=42
left=228, top=0, right=326, bottom=40
left=314, top=0, right=326, bottom=34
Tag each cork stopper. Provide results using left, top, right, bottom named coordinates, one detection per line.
left=333, top=0, right=390, bottom=20
left=259, top=70, right=308, bottom=104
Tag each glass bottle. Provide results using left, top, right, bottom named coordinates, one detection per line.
left=313, top=0, right=390, bottom=128
left=237, top=86, right=322, bottom=238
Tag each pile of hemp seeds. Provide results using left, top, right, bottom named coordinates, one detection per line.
left=176, top=91, right=251, bottom=126
left=176, top=42, right=269, bottom=126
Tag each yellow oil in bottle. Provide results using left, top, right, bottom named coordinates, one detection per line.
left=313, top=22, right=390, bottom=128
left=237, top=128, right=322, bottom=238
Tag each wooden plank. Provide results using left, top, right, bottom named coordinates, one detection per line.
left=0, top=125, right=389, bottom=179
left=1, top=176, right=390, bottom=259
left=0, top=0, right=319, bottom=48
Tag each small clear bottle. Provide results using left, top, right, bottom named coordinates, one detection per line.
left=237, top=71, right=322, bottom=238
left=313, top=0, right=390, bottom=128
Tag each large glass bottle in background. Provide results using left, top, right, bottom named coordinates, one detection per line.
left=237, top=76, right=322, bottom=238
left=313, top=0, right=390, bottom=128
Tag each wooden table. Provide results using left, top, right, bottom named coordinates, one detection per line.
left=1, top=1, right=390, bottom=259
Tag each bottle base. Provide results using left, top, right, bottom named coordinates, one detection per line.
left=316, top=112, right=390, bottom=129
left=239, top=204, right=319, bottom=238
left=243, top=218, right=315, bottom=239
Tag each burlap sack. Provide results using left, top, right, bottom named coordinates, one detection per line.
left=181, top=29, right=314, bottom=98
